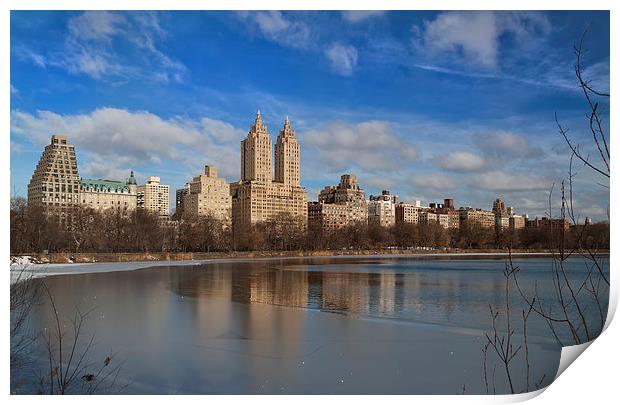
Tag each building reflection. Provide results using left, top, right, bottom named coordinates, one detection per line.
left=170, top=262, right=428, bottom=319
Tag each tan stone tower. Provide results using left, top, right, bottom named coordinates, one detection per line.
left=182, top=165, right=232, bottom=222
left=230, top=112, right=308, bottom=230
left=274, top=116, right=300, bottom=186
left=241, top=110, right=272, bottom=182
left=27, top=135, right=80, bottom=219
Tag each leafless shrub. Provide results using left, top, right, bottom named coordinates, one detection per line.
left=10, top=264, right=42, bottom=373
left=36, top=284, right=124, bottom=394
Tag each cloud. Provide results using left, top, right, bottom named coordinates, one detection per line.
left=14, top=47, right=48, bottom=68
left=416, top=11, right=550, bottom=69
left=240, top=11, right=312, bottom=49
left=581, top=59, right=610, bottom=95
left=304, top=120, right=417, bottom=173
left=325, top=43, right=358, bottom=76
left=472, top=170, right=552, bottom=191
left=16, top=11, right=185, bottom=82
left=10, top=108, right=241, bottom=182
left=341, top=11, right=385, bottom=23
left=410, top=173, right=456, bottom=191
left=68, top=10, right=125, bottom=42
left=433, top=151, right=487, bottom=172
left=474, top=132, right=544, bottom=158
left=10, top=84, right=19, bottom=96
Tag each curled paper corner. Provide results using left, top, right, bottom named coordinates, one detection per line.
left=554, top=341, right=593, bottom=380
left=502, top=386, right=548, bottom=403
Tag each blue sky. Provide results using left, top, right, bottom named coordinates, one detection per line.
left=10, top=10, right=610, bottom=220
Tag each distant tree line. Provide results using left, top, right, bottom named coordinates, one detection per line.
left=10, top=196, right=609, bottom=255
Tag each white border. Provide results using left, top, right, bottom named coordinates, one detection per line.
left=3, top=1, right=616, bottom=404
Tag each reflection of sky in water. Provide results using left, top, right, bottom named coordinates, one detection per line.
left=17, top=257, right=607, bottom=394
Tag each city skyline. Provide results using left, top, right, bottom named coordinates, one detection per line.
left=10, top=10, right=610, bottom=220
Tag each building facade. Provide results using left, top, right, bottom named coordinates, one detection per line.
left=368, top=190, right=397, bottom=227
left=27, top=135, right=81, bottom=220
left=396, top=202, right=424, bottom=224
left=509, top=215, right=526, bottom=230
left=309, top=174, right=368, bottom=231
left=526, top=216, right=570, bottom=231
left=80, top=171, right=138, bottom=212
left=458, top=207, right=496, bottom=228
left=175, top=183, right=190, bottom=218
left=230, top=112, right=308, bottom=229
left=137, top=176, right=170, bottom=217
left=183, top=165, right=231, bottom=222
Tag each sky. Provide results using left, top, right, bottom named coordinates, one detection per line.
left=9, top=10, right=610, bottom=221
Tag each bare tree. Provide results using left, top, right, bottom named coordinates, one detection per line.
left=37, top=284, right=123, bottom=394
left=482, top=29, right=610, bottom=393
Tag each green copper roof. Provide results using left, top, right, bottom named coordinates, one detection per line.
left=127, top=170, right=137, bottom=185
left=81, top=178, right=130, bottom=193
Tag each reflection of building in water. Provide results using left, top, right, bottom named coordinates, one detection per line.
left=171, top=265, right=233, bottom=301
left=378, top=273, right=396, bottom=315
left=246, top=269, right=309, bottom=308
left=320, top=272, right=371, bottom=314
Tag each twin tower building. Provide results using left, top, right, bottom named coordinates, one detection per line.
left=230, top=111, right=308, bottom=228
left=27, top=111, right=308, bottom=231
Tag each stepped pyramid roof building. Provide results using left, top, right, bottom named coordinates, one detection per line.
left=309, top=174, right=368, bottom=231
left=27, top=135, right=80, bottom=220
left=230, top=111, right=308, bottom=229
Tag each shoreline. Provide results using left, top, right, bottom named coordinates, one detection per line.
left=10, top=250, right=609, bottom=281
left=11, top=248, right=609, bottom=265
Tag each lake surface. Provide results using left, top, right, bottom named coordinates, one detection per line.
left=12, top=256, right=608, bottom=394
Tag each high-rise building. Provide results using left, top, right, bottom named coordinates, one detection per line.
left=80, top=171, right=138, bottom=212
left=230, top=112, right=308, bottom=229
left=458, top=207, right=496, bottom=228
left=308, top=202, right=351, bottom=231
left=509, top=215, right=526, bottom=230
left=309, top=174, right=368, bottom=230
left=419, top=211, right=438, bottom=225
left=492, top=198, right=507, bottom=215
left=395, top=202, right=424, bottom=224
left=137, top=176, right=170, bottom=217
left=368, top=190, right=397, bottom=227
left=240, top=110, right=272, bottom=183
left=496, top=215, right=510, bottom=231
left=175, top=183, right=190, bottom=218
left=274, top=117, right=300, bottom=186
left=433, top=198, right=460, bottom=229
left=27, top=135, right=80, bottom=220
left=182, top=165, right=231, bottom=222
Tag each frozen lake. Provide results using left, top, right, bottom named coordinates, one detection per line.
left=11, top=256, right=608, bottom=394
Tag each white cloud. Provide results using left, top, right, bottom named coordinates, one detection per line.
left=68, top=10, right=125, bottom=42
left=581, top=59, right=610, bottom=95
left=433, top=151, right=487, bottom=172
left=341, top=11, right=385, bottom=23
left=417, top=11, right=550, bottom=69
left=10, top=84, right=19, bottom=96
left=325, top=43, right=359, bottom=76
left=18, top=11, right=185, bottom=82
left=410, top=173, right=456, bottom=191
left=474, top=132, right=544, bottom=158
left=472, top=170, right=552, bottom=191
left=10, top=108, right=241, bottom=182
left=241, top=11, right=312, bottom=49
left=304, top=120, right=417, bottom=173
left=14, top=47, right=48, bottom=68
